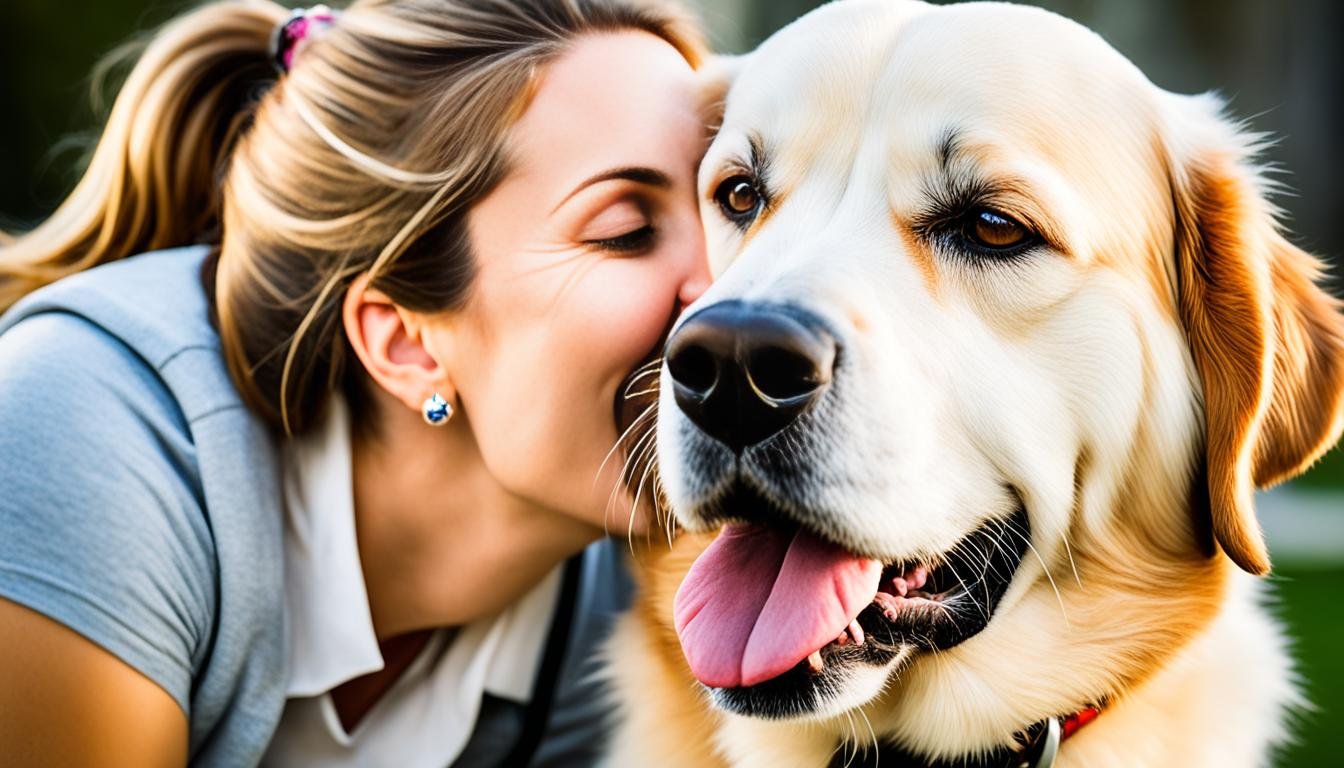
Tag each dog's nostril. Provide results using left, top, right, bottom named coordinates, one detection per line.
left=668, top=343, right=718, bottom=396
left=747, top=345, right=824, bottom=402
left=666, top=300, right=836, bottom=453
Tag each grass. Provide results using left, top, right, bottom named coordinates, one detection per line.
left=1296, top=444, right=1344, bottom=490
left=1272, top=566, right=1344, bottom=766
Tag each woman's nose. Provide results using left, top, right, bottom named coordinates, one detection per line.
left=677, top=237, right=712, bottom=307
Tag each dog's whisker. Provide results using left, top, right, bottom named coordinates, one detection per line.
left=841, top=710, right=861, bottom=768
left=620, top=363, right=663, bottom=394
left=1061, top=532, right=1083, bottom=589
left=941, top=553, right=990, bottom=623
left=611, top=414, right=659, bottom=497
left=633, top=356, right=663, bottom=373
left=601, top=410, right=660, bottom=545
left=945, top=546, right=992, bottom=618
left=622, top=387, right=661, bottom=400
left=855, top=706, right=879, bottom=767
left=829, top=734, right=855, bottom=768
left=623, top=440, right=661, bottom=552
left=593, top=403, right=658, bottom=494
left=638, top=439, right=666, bottom=517
left=620, top=423, right=660, bottom=493
left=622, top=357, right=663, bottom=382
left=621, top=377, right=658, bottom=400
left=657, top=474, right=678, bottom=547
left=625, top=445, right=655, bottom=554
left=602, top=417, right=654, bottom=524
left=1003, top=520, right=1071, bottom=629
left=979, top=518, right=1019, bottom=584
left=630, top=443, right=661, bottom=535
left=919, top=631, right=940, bottom=660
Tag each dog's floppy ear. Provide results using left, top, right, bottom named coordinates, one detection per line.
left=1166, top=94, right=1344, bottom=575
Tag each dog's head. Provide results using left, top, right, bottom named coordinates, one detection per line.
left=657, top=0, right=1344, bottom=751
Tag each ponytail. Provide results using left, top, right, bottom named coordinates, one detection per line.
left=0, top=1, right=286, bottom=314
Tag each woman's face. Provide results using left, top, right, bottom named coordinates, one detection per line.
left=436, top=32, right=710, bottom=533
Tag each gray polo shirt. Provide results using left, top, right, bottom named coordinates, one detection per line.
left=0, top=246, right=633, bottom=766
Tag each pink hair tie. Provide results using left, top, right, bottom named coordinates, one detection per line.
left=270, top=5, right=340, bottom=74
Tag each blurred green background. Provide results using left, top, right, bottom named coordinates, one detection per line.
left=2, top=0, right=1340, bottom=763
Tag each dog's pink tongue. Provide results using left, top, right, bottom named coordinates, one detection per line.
left=673, top=523, right=882, bottom=688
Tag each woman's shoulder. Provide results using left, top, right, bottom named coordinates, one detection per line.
left=0, top=247, right=289, bottom=720
left=0, top=245, right=220, bottom=365
left=0, top=308, right=198, bottom=472
left=0, top=307, right=219, bottom=712
left=0, top=245, right=252, bottom=425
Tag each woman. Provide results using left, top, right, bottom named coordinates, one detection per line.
left=0, top=0, right=711, bottom=765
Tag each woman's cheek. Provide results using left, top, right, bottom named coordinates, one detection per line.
left=566, top=269, right=678, bottom=507
left=473, top=260, right=680, bottom=517
left=587, top=265, right=680, bottom=370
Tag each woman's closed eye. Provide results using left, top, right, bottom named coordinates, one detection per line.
left=581, top=200, right=657, bottom=253
left=587, top=224, right=656, bottom=252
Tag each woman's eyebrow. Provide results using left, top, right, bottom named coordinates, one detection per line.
left=551, top=166, right=672, bottom=213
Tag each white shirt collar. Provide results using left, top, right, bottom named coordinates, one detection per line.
left=278, top=394, right=559, bottom=702
left=281, top=394, right=383, bottom=697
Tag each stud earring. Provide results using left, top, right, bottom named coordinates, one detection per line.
left=422, top=393, right=453, bottom=426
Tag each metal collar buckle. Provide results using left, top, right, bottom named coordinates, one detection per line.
left=1014, top=717, right=1061, bottom=768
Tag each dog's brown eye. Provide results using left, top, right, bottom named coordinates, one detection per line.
left=968, top=209, right=1029, bottom=249
left=714, top=176, right=762, bottom=222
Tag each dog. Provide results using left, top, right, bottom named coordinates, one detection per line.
left=601, top=1, right=1344, bottom=766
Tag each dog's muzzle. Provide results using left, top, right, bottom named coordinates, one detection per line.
left=666, top=300, right=835, bottom=453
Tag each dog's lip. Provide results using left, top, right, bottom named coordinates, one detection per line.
left=686, top=480, right=963, bottom=566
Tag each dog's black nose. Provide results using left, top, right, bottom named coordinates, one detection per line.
left=666, top=301, right=835, bottom=452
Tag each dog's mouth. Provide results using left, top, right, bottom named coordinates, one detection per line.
left=674, top=488, right=1030, bottom=717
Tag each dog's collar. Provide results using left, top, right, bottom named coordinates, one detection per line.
left=833, top=703, right=1104, bottom=768
left=1009, top=705, right=1103, bottom=768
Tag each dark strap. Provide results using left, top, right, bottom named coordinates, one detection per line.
left=834, top=742, right=1019, bottom=768
left=833, top=716, right=1061, bottom=768
left=500, top=551, right=585, bottom=767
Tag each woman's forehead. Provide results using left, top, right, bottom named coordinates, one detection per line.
left=504, top=31, right=702, bottom=196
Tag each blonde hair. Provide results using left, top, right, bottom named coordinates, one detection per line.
left=0, top=0, right=705, bottom=435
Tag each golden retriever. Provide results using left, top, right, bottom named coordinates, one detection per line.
left=602, top=1, right=1344, bottom=766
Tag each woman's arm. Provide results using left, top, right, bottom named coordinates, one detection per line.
left=0, top=598, right=187, bottom=766
left=0, top=313, right=221, bottom=765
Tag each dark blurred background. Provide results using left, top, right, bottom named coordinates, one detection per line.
left=2, top=0, right=1340, bottom=763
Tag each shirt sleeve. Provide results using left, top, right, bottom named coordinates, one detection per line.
left=0, top=311, right=217, bottom=714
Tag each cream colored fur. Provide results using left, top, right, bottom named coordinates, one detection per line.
left=604, top=1, right=1343, bottom=766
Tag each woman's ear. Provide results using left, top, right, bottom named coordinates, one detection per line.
left=343, top=274, right=454, bottom=415
left=1166, top=93, right=1344, bottom=575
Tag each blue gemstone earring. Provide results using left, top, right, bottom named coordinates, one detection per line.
left=422, top=393, right=453, bottom=426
